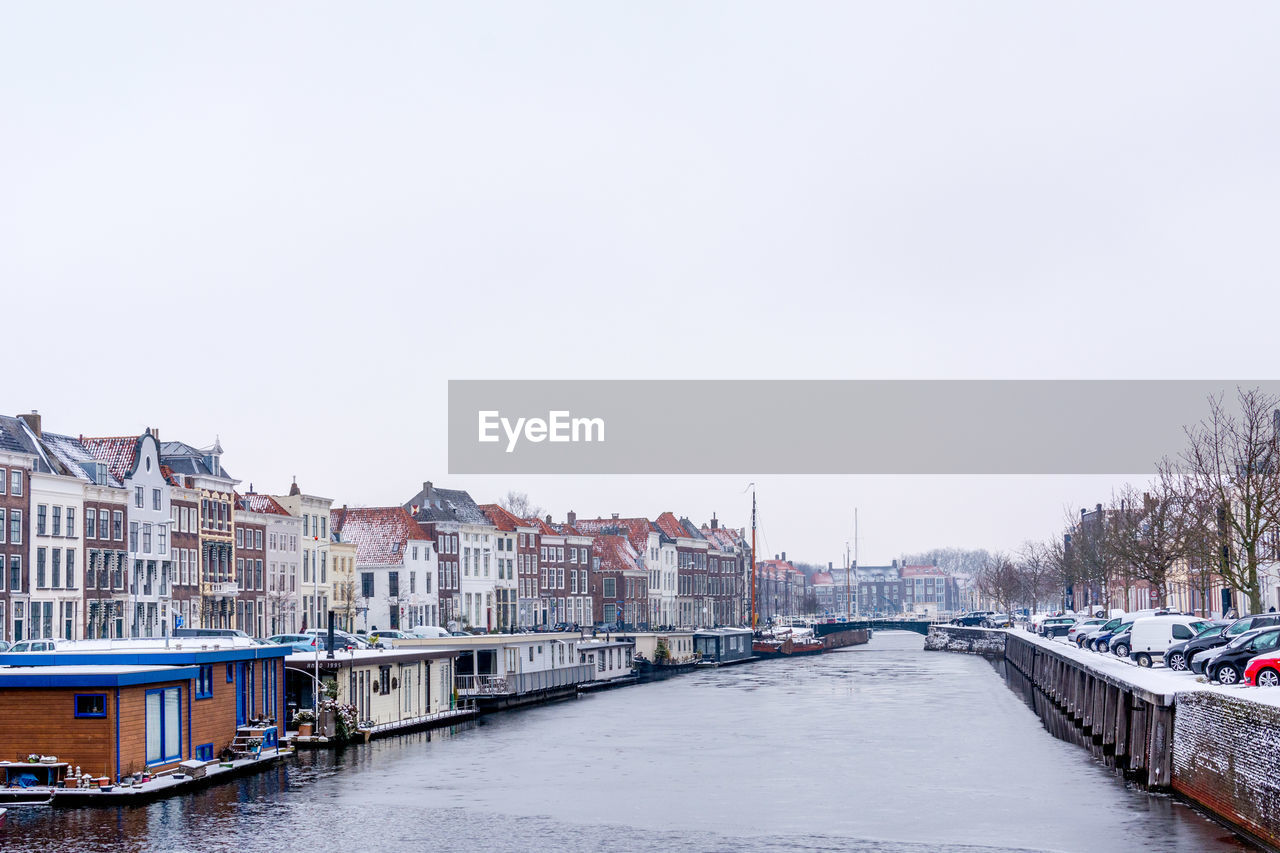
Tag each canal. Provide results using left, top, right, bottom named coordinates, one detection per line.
left=2, top=632, right=1254, bottom=852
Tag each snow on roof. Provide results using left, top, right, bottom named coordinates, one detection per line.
left=593, top=534, right=643, bottom=573
left=574, top=517, right=655, bottom=553
left=80, top=435, right=141, bottom=483
left=238, top=493, right=292, bottom=516
left=331, top=507, right=428, bottom=566
left=478, top=504, right=534, bottom=532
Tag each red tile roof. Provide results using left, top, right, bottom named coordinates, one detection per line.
left=653, top=511, right=685, bottom=540
left=238, top=493, right=292, bottom=516
left=573, top=517, right=654, bottom=554
left=811, top=572, right=835, bottom=585
left=80, top=436, right=140, bottom=482
left=478, top=504, right=534, bottom=532
left=330, top=507, right=428, bottom=566
left=593, top=534, right=643, bottom=573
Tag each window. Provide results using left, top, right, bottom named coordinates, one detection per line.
left=85, top=508, right=95, bottom=539
left=361, top=572, right=374, bottom=599
left=227, top=663, right=235, bottom=683
left=135, top=486, right=144, bottom=508
left=236, top=528, right=244, bottom=548
left=153, top=488, right=161, bottom=510
left=9, top=509, right=19, bottom=545
left=143, top=523, right=152, bottom=553
left=37, top=504, right=47, bottom=536
left=113, top=511, right=123, bottom=540
left=389, top=571, right=399, bottom=598
left=0, top=467, right=5, bottom=495
left=66, top=507, right=75, bottom=537
left=603, top=577, right=616, bottom=599
left=145, top=687, right=182, bottom=765
left=10, top=469, right=21, bottom=496
left=195, top=743, right=214, bottom=762
left=130, top=522, right=139, bottom=552
left=255, top=530, right=263, bottom=550
left=158, top=526, right=167, bottom=555
left=74, top=694, right=107, bottom=718
left=196, top=664, right=214, bottom=698
left=65, top=549, right=74, bottom=588
left=36, top=548, right=46, bottom=588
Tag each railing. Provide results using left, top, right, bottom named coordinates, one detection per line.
left=456, top=663, right=595, bottom=696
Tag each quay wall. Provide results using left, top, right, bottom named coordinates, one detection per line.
left=923, top=625, right=1006, bottom=656
left=1172, top=691, right=1280, bottom=851
left=995, top=631, right=1279, bottom=852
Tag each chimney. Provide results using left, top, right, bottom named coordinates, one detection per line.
left=545, top=514, right=552, bottom=524
left=1096, top=503, right=1103, bottom=513
left=18, top=410, right=41, bottom=437
left=148, top=426, right=160, bottom=444
left=711, top=514, right=718, bottom=530
left=567, top=510, right=576, bottom=526
left=424, top=481, right=432, bottom=496
left=611, top=513, right=619, bottom=520
left=782, top=551, right=786, bottom=562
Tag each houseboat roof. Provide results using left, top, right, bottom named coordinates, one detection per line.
left=285, top=647, right=459, bottom=669
left=0, top=640, right=290, bottom=668
left=0, top=664, right=200, bottom=688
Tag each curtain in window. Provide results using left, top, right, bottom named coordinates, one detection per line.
left=146, top=691, right=162, bottom=764
left=164, top=689, right=180, bottom=760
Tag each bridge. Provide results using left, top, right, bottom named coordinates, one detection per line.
left=812, top=619, right=937, bottom=637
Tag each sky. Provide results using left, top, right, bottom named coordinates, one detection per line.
left=3, top=3, right=1278, bottom=567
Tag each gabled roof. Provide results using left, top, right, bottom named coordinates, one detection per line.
left=478, top=504, right=535, bottom=532
left=238, top=493, right=292, bottom=516
left=81, top=435, right=154, bottom=484
left=653, top=512, right=685, bottom=540
left=42, top=432, right=124, bottom=486
left=160, top=440, right=234, bottom=481
left=811, top=572, right=836, bottom=586
left=331, top=507, right=428, bottom=566
left=0, top=415, right=51, bottom=472
left=403, top=482, right=490, bottom=526
left=573, top=517, right=655, bottom=554
left=593, top=534, right=643, bottom=574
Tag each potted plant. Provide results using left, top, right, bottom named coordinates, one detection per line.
left=292, top=708, right=316, bottom=737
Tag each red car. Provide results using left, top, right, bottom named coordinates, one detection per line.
left=1243, top=651, right=1280, bottom=687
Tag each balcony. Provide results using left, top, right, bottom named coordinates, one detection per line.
left=208, top=581, right=239, bottom=597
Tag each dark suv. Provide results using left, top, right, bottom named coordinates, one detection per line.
left=1196, top=626, right=1280, bottom=684
left=1173, top=614, right=1280, bottom=672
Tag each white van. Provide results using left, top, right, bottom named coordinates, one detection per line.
left=408, top=625, right=451, bottom=639
left=1128, top=615, right=1212, bottom=667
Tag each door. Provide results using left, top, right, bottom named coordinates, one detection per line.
left=235, top=662, right=247, bottom=726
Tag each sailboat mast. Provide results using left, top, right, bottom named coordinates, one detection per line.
left=750, top=489, right=757, bottom=630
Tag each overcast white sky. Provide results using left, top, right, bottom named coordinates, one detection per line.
left=3, top=3, right=1277, bottom=566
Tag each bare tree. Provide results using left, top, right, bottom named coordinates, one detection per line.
left=1104, top=459, right=1207, bottom=608
left=1018, top=541, right=1062, bottom=611
left=1181, top=387, right=1280, bottom=614
left=500, top=490, right=544, bottom=520
left=976, top=551, right=1024, bottom=620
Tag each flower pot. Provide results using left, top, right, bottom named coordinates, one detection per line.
left=298, top=723, right=313, bottom=737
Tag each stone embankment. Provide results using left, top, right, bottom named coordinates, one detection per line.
left=938, top=627, right=1280, bottom=851
left=923, top=624, right=1007, bottom=656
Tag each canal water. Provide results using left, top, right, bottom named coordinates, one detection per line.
left=2, top=632, right=1253, bottom=852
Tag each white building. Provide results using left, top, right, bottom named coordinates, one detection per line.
left=331, top=506, right=438, bottom=633
left=274, top=481, right=335, bottom=635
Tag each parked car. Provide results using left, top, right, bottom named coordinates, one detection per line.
left=1079, top=616, right=1125, bottom=649
left=266, top=633, right=311, bottom=647
left=408, top=625, right=451, bottom=639
left=1243, top=651, right=1280, bottom=687
left=1107, top=624, right=1136, bottom=658
left=368, top=629, right=412, bottom=647
left=1092, top=621, right=1134, bottom=653
left=984, top=614, right=1013, bottom=628
left=1067, top=618, right=1106, bottom=645
left=1163, top=620, right=1232, bottom=671
left=302, top=628, right=369, bottom=649
left=1199, top=626, right=1280, bottom=684
left=1127, top=615, right=1213, bottom=667
left=6, top=638, right=72, bottom=653
left=1039, top=616, right=1077, bottom=638
left=1178, top=614, right=1280, bottom=671
left=951, top=611, right=994, bottom=627
left=0, top=640, right=10, bottom=652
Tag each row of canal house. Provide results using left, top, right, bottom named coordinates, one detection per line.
left=0, top=410, right=757, bottom=644
left=0, top=412, right=364, bottom=643
left=0, top=639, right=289, bottom=782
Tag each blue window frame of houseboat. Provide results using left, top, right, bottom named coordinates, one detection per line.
left=73, top=693, right=107, bottom=718
left=145, top=687, right=182, bottom=766
left=226, top=663, right=234, bottom=683
left=195, top=743, right=214, bottom=762
left=195, top=665, right=214, bottom=699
